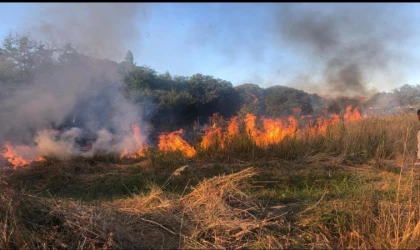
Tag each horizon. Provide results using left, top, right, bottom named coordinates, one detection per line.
left=1, top=3, right=420, bottom=97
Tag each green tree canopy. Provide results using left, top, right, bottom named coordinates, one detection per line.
left=264, top=86, right=313, bottom=117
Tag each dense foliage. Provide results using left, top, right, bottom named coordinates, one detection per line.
left=0, top=33, right=417, bottom=129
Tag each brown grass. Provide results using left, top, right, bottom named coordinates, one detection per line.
left=1, top=167, right=290, bottom=249
left=2, top=113, right=420, bottom=249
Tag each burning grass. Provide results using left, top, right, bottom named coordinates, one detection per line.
left=2, top=111, right=420, bottom=249
left=1, top=143, right=45, bottom=168
left=5, top=107, right=417, bottom=170
left=158, top=129, right=197, bottom=158
left=1, top=105, right=365, bottom=168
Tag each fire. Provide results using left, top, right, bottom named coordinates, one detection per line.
left=244, top=114, right=298, bottom=147
left=227, top=116, right=240, bottom=137
left=120, top=146, right=147, bottom=159
left=120, top=123, right=147, bottom=159
left=201, top=126, right=224, bottom=150
left=260, top=116, right=297, bottom=146
left=201, top=115, right=241, bottom=150
left=245, top=113, right=258, bottom=139
left=1, top=142, right=44, bottom=168
left=307, top=114, right=341, bottom=136
left=158, top=129, right=196, bottom=158
left=259, top=118, right=284, bottom=146
left=331, top=114, right=340, bottom=123
left=1, top=106, right=366, bottom=168
left=344, top=106, right=362, bottom=122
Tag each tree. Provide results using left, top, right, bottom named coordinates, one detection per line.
left=264, top=86, right=313, bottom=117
left=309, top=93, right=327, bottom=116
left=125, top=50, right=134, bottom=67
left=32, top=44, right=55, bottom=75
left=0, top=32, right=38, bottom=84
left=57, top=43, right=80, bottom=65
left=173, top=75, right=189, bottom=83
left=235, top=83, right=265, bottom=116
left=158, top=71, right=172, bottom=81
left=364, top=91, right=398, bottom=109
left=393, top=84, right=420, bottom=107
left=326, top=97, right=362, bottom=114
left=185, top=73, right=241, bottom=118
left=122, top=65, right=158, bottom=101
left=188, top=73, right=232, bottom=104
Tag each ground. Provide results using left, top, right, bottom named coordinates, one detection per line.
left=1, top=154, right=419, bottom=249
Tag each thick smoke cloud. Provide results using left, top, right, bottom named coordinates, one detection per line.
left=0, top=55, right=147, bottom=157
left=276, top=3, right=409, bottom=97
left=0, top=44, right=148, bottom=160
left=27, top=3, right=146, bottom=61
left=0, top=3, right=152, bottom=162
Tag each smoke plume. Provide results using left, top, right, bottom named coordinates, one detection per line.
left=0, top=3, right=153, bottom=163
left=276, top=3, right=409, bottom=97
left=0, top=42, right=149, bottom=160
left=26, top=3, right=146, bottom=61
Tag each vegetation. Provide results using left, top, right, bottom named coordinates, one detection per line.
left=3, top=32, right=420, bottom=249
left=2, top=112, right=420, bottom=249
left=1, top=32, right=418, bottom=131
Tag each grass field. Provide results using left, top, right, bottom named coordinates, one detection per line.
left=2, top=113, right=420, bottom=249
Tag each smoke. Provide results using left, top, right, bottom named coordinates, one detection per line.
left=0, top=45, right=149, bottom=161
left=34, top=128, right=83, bottom=158
left=0, top=3, right=154, bottom=163
left=276, top=3, right=409, bottom=97
left=26, top=3, right=146, bottom=61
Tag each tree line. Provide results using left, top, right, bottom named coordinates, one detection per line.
left=0, top=32, right=416, bottom=130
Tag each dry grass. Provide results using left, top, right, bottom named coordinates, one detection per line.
left=2, top=113, right=420, bottom=249
left=0, top=168, right=290, bottom=249
left=194, top=113, right=419, bottom=164
left=297, top=168, right=420, bottom=249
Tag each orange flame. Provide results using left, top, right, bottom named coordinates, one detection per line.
left=344, top=106, right=362, bottom=122
left=1, top=143, right=44, bottom=168
left=120, top=123, right=147, bottom=159
left=201, top=127, right=224, bottom=150
left=259, top=118, right=284, bottom=146
left=244, top=114, right=297, bottom=147
left=158, top=129, right=196, bottom=158
left=227, top=116, right=240, bottom=137
left=201, top=116, right=240, bottom=150
left=260, top=116, right=297, bottom=146
left=245, top=113, right=258, bottom=139
left=306, top=114, right=341, bottom=136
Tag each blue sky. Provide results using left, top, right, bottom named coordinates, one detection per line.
left=1, top=3, right=420, bottom=95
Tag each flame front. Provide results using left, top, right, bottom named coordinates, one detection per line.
left=245, top=113, right=258, bottom=139
left=1, top=142, right=44, bottom=168
left=120, top=123, right=147, bottom=159
left=344, top=106, right=362, bottom=122
left=1, top=106, right=364, bottom=167
left=158, top=129, right=196, bottom=158
left=307, top=114, right=341, bottom=136
left=244, top=114, right=298, bottom=147
left=305, top=106, right=360, bottom=137
left=201, top=115, right=241, bottom=150
left=227, top=116, right=240, bottom=137
left=201, top=126, right=224, bottom=150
